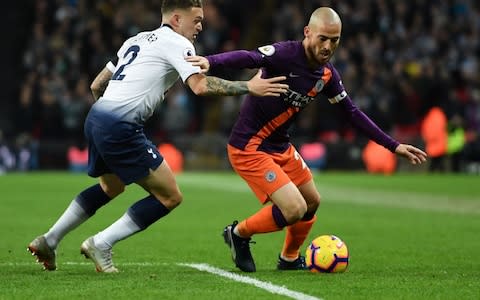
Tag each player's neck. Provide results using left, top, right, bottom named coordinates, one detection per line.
left=302, top=43, right=322, bottom=69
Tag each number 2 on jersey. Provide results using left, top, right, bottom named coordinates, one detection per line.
left=112, top=45, right=140, bottom=80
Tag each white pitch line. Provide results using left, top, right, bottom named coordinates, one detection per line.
left=5, top=261, right=323, bottom=300
left=179, top=263, right=322, bottom=300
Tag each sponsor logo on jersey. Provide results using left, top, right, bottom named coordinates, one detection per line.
left=258, top=45, right=275, bottom=56
left=283, top=89, right=316, bottom=108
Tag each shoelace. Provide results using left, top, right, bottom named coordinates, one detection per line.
left=298, top=256, right=306, bottom=267
left=100, top=248, right=115, bottom=268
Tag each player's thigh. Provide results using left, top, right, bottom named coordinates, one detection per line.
left=228, top=145, right=307, bottom=220
left=282, top=144, right=313, bottom=187
left=99, top=173, right=125, bottom=198
left=86, top=110, right=164, bottom=185
left=135, top=160, right=182, bottom=209
left=270, top=181, right=307, bottom=221
left=228, top=145, right=291, bottom=203
left=297, top=179, right=321, bottom=210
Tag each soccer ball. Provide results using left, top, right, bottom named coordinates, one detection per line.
left=305, top=235, right=349, bottom=273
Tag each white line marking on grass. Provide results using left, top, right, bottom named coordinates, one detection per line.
left=179, top=263, right=322, bottom=300
left=9, top=261, right=322, bottom=300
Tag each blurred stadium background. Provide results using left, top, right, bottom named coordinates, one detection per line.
left=0, top=0, right=479, bottom=174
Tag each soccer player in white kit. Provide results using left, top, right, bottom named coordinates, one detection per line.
left=27, top=0, right=289, bottom=273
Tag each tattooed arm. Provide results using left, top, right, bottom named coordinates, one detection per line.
left=186, top=70, right=288, bottom=97
left=203, top=77, right=249, bottom=96
left=90, top=67, right=113, bottom=101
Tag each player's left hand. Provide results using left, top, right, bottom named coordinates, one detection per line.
left=394, top=144, right=428, bottom=165
left=247, top=69, right=289, bottom=97
left=186, top=55, right=210, bottom=74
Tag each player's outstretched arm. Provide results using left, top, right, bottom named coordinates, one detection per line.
left=186, top=70, right=288, bottom=97
left=90, top=67, right=113, bottom=100
left=394, top=144, right=428, bottom=165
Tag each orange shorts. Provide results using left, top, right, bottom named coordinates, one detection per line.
left=227, top=144, right=312, bottom=203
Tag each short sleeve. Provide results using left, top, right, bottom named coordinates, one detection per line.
left=165, top=39, right=201, bottom=82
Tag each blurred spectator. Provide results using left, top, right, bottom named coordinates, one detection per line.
left=67, top=140, right=88, bottom=173
left=299, top=142, right=327, bottom=171
left=60, top=75, right=91, bottom=140
left=421, top=107, right=448, bottom=172
left=0, top=130, right=15, bottom=174
left=463, top=88, right=480, bottom=172
left=362, top=140, right=397, bottom=175
left=446, top=114, right=466, bottom=172
left=14, top=133, right=39, bottom=172
left=35, top=78, right=65, bottom=140
left=157, top=143, right=184, bottom=174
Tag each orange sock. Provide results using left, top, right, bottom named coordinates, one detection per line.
left=237, top=205, right=283, bottom=238
left=281, top=215, right=317, bottom=260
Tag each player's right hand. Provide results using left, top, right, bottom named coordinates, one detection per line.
left=247, top=69, right=289, bottom=97
left=186, top=55, right=210, bottom=74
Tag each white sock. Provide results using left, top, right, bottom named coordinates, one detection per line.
left=44, top=200, right=89, bottom=249
left=280, top=254, right=298, bottom=262
left=93, top=213, right=141, bottom=250
left=233, top=226, right=241, bottom=237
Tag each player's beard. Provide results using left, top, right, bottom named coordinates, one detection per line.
left=310, top=51, right=330, bottom=66
left=316, top=49, right=332, bottom=65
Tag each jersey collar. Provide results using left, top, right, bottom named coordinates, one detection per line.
left=161, top=24, right=174, bottom=30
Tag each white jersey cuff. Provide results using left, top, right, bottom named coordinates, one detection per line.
left=106, top=61, right=116, bottom=73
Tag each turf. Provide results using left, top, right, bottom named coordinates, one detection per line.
left=1, top=171, right=479, bottom=299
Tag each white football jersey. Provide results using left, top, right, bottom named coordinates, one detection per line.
left=95, top=25, right=200, bottom=124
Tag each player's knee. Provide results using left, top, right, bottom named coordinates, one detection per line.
left=284, top=201, right=307, bottom=223
left=154, top=190, right=183, bottom=210
left=169, top=191, right=183, bottom=208
left=101, top=184, right=125, bottom=198
left=310, top=192, right=321, bottom=210
left=303, top=193, right=320, bottom=221
left=99, top=177, right=125, bottom=198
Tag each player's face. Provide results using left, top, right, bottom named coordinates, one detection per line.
left=303, top=21, right=341, bottom=66
left=178, top=7, right=204, bottom=43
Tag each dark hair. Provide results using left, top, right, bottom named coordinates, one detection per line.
left=162, top=0, right=203, bottom=13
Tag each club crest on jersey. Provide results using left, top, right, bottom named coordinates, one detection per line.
left=307, top=79, right=325, bottom=97
left=183, top=48, right=194, bottom=57
left=258, top=45, right=275, bottom=56
left=265, top=170, right=277, bottom=182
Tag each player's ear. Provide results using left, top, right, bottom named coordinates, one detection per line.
left=170, top=13, right=181, bottom=28
left=304, top=26, right=310, bottom=37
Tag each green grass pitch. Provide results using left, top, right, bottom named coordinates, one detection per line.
left=1, top=171, right=479, bottom=299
